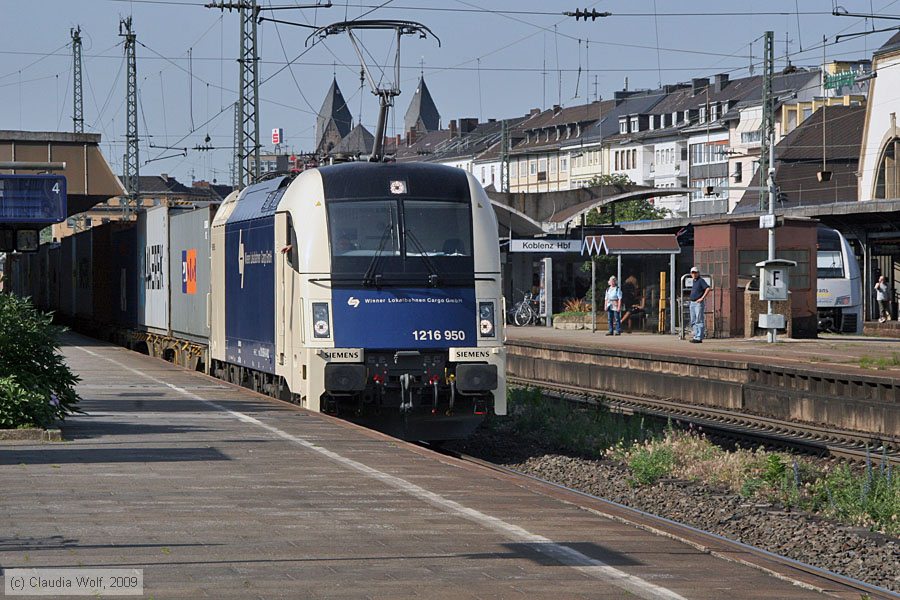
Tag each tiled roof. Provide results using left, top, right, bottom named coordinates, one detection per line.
left=336, top=124, right=374, bottom=156
left=732, top=106, right=865, bottom=213
left=876, top=30, right=900, bottom=56
left=392, top=129, right=453, bottom=161
left=776, top=105, right=866, bottom=161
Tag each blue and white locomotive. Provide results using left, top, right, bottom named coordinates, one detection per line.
left=210, top=162, right=506, bottom=440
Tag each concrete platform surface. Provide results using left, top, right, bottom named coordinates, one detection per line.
left=509, top=326, right=900, bottom=379
left=0, top=335, right=857, bottom=599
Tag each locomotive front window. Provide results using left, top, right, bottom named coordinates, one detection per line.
left=817, top=250, right=845, bottom=279
left=403, top=200, right=472, bottom=257
left=327, top=196, right=474, bottom=285
left=327, top=200, right=400, bottom=257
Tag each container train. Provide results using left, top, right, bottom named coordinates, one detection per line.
left=8, top=162, right=507, bottom=440
left=816, top=226, right=863, bottom=334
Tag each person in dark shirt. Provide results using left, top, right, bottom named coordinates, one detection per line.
left=688, top=266, right=710, bottom=343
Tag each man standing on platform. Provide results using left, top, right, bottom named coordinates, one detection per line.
left=688, top=266, right=710, bottom=343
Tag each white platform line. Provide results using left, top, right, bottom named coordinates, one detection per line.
left=75, top=345, right=687, bottom=600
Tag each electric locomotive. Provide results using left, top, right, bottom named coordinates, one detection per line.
left=210, top=162, right=506, bottom=440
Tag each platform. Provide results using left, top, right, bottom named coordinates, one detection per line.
left=0, top=334, right=869, bottom=599
left=506, top=328, right=900, bottom=440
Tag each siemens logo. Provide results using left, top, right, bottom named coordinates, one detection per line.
left=451, top=349, right=491, bottom=360
left=319, top=349, right=363, bottom=362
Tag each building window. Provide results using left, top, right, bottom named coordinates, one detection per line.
left=615, top=152, right=620, bottom=171
left=630, top=117, right=639, bottom=131
left=733, top=161, right=743, bottom=183
left=538, top=158, right=547, bottom=173
left=561, top=157, right=568, bottom=171
left=699, top=106, right=706, bottom=123
left=510, top=162, right=517, bottom=177
left=619, top=120, right=627, bottom=134
left=549, top=158, right=557, bottom=174
left=529, top=160, right=537, bottom=176
left=741, top=130, right=762, bottom=144
left=481, top=166, right=486, bottom=183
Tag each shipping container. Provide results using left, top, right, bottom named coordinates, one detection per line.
left=46, top=243, right=60, bottom=314
left=73, top=229, right=93, bottom=319
left=59, top=235, right=75, bottom=316
left=169, top=206, right=215, bottom=343
left=110, top=223, right=139, bottom=327
left=87, top=224, right=118, bottom=325
left=136, top=205, right=171, bottom=333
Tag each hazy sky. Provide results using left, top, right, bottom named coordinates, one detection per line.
left=1, top=0, right=896, bottom=184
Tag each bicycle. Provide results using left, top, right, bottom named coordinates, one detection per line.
left=509, top=291, right=540, bottom=326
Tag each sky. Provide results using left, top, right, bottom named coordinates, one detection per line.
left=1, top=0, right=898, bottom=185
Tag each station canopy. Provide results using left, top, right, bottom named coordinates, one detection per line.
left=582, top=234, right=681, bottom=256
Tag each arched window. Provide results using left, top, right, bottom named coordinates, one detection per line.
left=875, top=138, right=900, bottom=199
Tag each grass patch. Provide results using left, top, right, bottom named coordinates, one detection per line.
left=504, top=387, right=900, bottom=535
left=858, top=352, right=900, bottom=370
left=507, top=387, right=660, bottom=458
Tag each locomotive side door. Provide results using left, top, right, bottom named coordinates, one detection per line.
left=275, top=211, right=303, bottom=397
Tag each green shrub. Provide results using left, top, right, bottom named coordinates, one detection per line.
left=0, top=294, right=80, bottom=428
left=628, top=445, right=675, bottom=485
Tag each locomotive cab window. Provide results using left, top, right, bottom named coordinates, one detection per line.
left=327, top=196, right=473, bottom=285
left=403, top=200, right=472, bottom=257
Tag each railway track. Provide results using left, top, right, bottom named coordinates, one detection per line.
left=507, top=375, right=900, bottom=467
left=422, top=443, right=899, bottom=600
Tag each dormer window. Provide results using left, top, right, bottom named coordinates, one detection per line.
left=699, top=106, right=707, bottom=123
left=630, top=116, right=639, bottom=132
left=619, top=118, right=628, bottom=134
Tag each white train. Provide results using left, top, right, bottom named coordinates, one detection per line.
left=10, top=162, right=506, bottom=441
left=817, top=226, right=863, bottom=334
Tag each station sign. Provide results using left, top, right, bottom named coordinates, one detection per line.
left=509, top=239, right=580, bottom=253
left=0, top=175, right=67, bottom=224
left=272, top=128, right=284, bottom=145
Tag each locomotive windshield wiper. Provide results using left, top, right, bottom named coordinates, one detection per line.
left=362, top=223, right=394, bottom=287
left=404, top=229, right=441, bottom=287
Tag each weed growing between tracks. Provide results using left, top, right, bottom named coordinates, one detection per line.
left=858, top=353, right=900, bottom=370
left=479, top=388, right=899, bottom=536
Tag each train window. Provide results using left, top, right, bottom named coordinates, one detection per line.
left=403, top=200, right=472, bottom=257
left=327, top=200, right=400, bottom=258
left=817, top=251, right=845, bottom=279
left=285, top=215, right=299, bottom=270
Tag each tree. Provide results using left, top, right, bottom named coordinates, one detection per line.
left=582, top=174, right=670, bottom=225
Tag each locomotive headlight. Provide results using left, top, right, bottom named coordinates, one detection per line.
left=312, top=302, right=331, bottom=338
left=479, top=301, right=496, bottom=338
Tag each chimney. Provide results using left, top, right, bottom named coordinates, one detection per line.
left=460, top=118, right=478, bottom=134
left=396, top=134, right=401, bottom=146
left=529, top=107, right=541, bottom=116
left=160, top=173, right=168, bottom=182
left=406, top=129, right=417, bottom=146
left=552, top=104, right=562, bottom=114
left=692, top=77, right=709, bottom=95
left=714, top=73, right=729, bottom=92
left=449, top=119, right=458, bottom=138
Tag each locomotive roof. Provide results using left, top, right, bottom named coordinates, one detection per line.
left=228, top=176, right=290, bottom=223
left=317, top=162, right=471, bottom=202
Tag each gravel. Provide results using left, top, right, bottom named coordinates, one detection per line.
left=449, top=427, right=900, bottom=593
